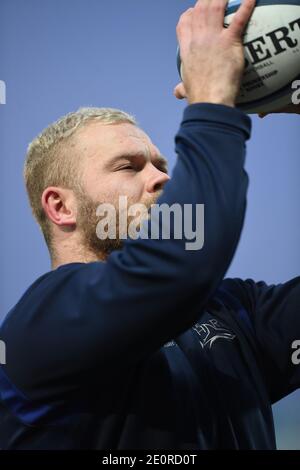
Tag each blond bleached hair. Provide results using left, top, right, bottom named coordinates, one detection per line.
left=24, top=107, right=137, bottom=252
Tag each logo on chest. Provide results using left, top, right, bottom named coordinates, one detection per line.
left=192, top=319, right=236, bottom=349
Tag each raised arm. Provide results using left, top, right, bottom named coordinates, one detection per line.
left=1, top=0, right=256, bottom=395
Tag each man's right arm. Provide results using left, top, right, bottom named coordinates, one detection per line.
left=1, top=102, right=251, bottom=398
left=1, top=0, right=255, bottom=394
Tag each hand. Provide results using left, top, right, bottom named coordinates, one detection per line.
left=175, top=0, right=256, bottom=107
left=175, top=87, right=300, bottom=115
left=259, top=104, right=300, bottom=118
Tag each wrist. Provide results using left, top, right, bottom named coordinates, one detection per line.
left=186, top=86, right=237, bottom=108
left=187, top=95, right=235, bottom=108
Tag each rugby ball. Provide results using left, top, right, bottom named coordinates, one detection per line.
left=176, top=0, right=300, bottom=114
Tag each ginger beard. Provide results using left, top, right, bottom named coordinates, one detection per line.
left=75, top=187, right=162, bottom=260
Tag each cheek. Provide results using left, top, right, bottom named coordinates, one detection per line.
left=108, top=175, right=144, bottom=202
left=91, top=175, right=144, bottom=206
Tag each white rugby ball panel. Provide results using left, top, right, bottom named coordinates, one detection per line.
left=225, top=0, right=300, bottom=112
left=176, top=0, right=300, bottom=113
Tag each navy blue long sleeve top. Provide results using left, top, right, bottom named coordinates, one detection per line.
left=0, top=104, right=299, bottom=449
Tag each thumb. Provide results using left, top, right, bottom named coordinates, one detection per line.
left=173, top=82, right=187, bottom=100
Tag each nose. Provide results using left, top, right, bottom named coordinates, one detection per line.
left=145, top=165, right=170, bottom=194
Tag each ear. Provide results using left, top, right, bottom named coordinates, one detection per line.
left=41, top=187, right=77, bottom=227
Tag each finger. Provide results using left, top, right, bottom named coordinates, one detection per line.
left=194, top=0, right=230, bottom=30
left=259, top=104, right=300, bottom=115
left=194, top=0, right=210, bottom=8
left=176, top=7, right=194, bottom=35
left=229, top=0, right=256, bottom=38
left=173, top=83, right=185, bottom=100
left=193, top=0, right=215, bottom=30
left=279, top=103, right=300, bottom=114
left=173, top=82, right=187, bottom=100
left=176, top=7, right=194, bottom=45
left=210, top=0, right=233, bottom=29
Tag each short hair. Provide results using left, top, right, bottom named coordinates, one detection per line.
left=24, top=107, right=137, bottom=253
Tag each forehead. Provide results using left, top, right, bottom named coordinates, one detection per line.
left=74, top=121, right=158, bottom=163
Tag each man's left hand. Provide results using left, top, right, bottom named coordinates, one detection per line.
left=173, top=83, right=300, bottom=117
left=259, top=104, right=300, bottom=118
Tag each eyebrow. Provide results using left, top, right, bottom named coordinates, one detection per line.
left=105, top=151, right=168, bottom=170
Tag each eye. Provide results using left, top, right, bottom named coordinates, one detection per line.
left=118, top=165, right=135, bottom=171
left=154, top=164, right=168, bottom=174
left=158, top=166, right=168, bottom=174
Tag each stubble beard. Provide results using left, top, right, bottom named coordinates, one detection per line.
left=75, top=188, right=161, bottom=260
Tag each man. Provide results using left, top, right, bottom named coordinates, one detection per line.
left=0, top=0, right=299, bottom=449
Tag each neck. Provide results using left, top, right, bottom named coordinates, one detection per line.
left=51, top=246, right=107, bottom=270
